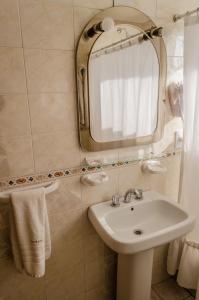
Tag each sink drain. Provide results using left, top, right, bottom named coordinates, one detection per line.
left=134, top=229, right=143, bottom=235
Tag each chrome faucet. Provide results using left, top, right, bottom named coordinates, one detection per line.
left=124, top=189, right=134, bottom=203
left=111, top=189, right=143, bottom=207
left=124, top=188, right=143, bottom=203
left=111, top=194, right=123, bottom=207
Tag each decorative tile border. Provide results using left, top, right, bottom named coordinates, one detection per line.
left=0, top=151, right=176, bottom=191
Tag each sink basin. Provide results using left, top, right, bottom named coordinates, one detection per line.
left=88, top=191, right=195, bottom=300
left=88, top=190, right=194, bottom=254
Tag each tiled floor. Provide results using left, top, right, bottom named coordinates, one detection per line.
left=151, top=278, right=195, bottom=300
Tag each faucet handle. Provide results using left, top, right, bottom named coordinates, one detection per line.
left=124, top=189, right=134, bottom=203
left=133, top=188, right=143, bottom=200
left=111, top=194, right=121, bottom=207
left=124, top=188, right=143, bottom=203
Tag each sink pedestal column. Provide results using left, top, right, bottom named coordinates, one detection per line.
left=117, top=249, right=154, bottom=300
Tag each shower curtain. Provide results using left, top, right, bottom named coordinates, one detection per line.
left=167, top=15, right=199, bottom=297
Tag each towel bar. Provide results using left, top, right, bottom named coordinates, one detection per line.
left=0, top=181, right=59, bottom=200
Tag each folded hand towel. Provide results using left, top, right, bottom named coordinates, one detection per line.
left=9, top=187, right=51, bottom=277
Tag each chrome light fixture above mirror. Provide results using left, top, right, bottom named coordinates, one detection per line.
left=84, top=17, right=115, bottom=39
left=76, top=6, right=167, bottom=151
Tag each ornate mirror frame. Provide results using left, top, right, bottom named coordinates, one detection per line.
left=76, top=6, right=167, bottom=151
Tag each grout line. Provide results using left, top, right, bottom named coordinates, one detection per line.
left=0, top=45, right=74, bottom=51
left=17, top=0, right=36, bottom=174
left=185, top=288, right=196, bottom=298
left=183, top=296, right=194, bottom=300
left=155, top=0, right=158, bottom=18
left=73, top=5, right=106, bottom=10
left=0, top=92, right=75, bottom=96
left=72, top=6, right=76, bottom=50
left=153, top=276, right=173, bottom=286
left=151, top=287, right=164, bottom=300
left=19, top=47, right=74, bottom=52
left=153, top=277, right=195, bottom=300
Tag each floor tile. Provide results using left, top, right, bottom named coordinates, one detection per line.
left=151, top=289, right=161, bottom=300
left=153, top=278, right=190, bottom=300
left=187, top=289, right=196, bottom=298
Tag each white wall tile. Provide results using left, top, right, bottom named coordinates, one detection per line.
left=0, top=135, right=34, bottom=177
left=74, top=0, right=112, bottom=9
left=33, top=131, right=81, bottom=172
left=0, top=48, right=26, bottom=94
left=0, top=0, right=22, bottom=47
left=29, top=92, right=77, bottom=134
left=0, top=94, right=30, bottom=137
left=24, top=49, right=75, bottom=93
left=114, top=0, right=157, bottom=17
left=20, top=0, right=74, bottom=50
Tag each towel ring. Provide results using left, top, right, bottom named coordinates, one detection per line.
left=0, top=181, right=60, bottom=200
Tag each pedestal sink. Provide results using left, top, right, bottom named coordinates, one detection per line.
left=88, top=191, right=195, bottom=300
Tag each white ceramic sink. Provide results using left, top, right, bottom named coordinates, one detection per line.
left=88, top=191, right=195, bottom=300
left=88, top=190, right=194, bottom=255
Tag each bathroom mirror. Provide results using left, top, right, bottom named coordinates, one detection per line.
left=76, top=6, right=167, bottom=151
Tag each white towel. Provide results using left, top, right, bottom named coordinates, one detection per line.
left=9, top=187, right=51, bottom=277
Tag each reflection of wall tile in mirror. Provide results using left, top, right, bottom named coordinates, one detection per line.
left=29, top=93, right=77, bottom=134
left=157, top=0, right=199, bottom=19
left=73, top=0, right=112, bottom=9
left=0, top=48, right=26, bottom=94
left=24, top=49, right=75, bottom=93
left=167, top=56, right=183, bottom=84
left=19, top=0, right=74, bottom=50
left=33, top=131, right=81, bottom=172
left=0, top=136, right=34, bottom=177
left=0, top=94, right=30, bottom=137
left=73, top=7, right=100, bottom=42
left=0, top=0, right=22, bottom=47
left=114, top=0, right=157, bottom=17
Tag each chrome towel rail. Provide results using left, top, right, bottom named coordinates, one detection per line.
left=0, top=181, right=59, bottom=200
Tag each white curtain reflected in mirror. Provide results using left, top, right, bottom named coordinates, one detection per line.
left=89, top=38, right=159, bottom=142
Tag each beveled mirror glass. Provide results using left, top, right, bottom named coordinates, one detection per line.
left=76, top=7, right=167, bottom=151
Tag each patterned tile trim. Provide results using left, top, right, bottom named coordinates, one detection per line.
left=0, top=151, right=175, bottom=191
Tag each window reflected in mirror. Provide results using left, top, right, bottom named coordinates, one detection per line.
left=89, top=25, right=159, bottom=143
